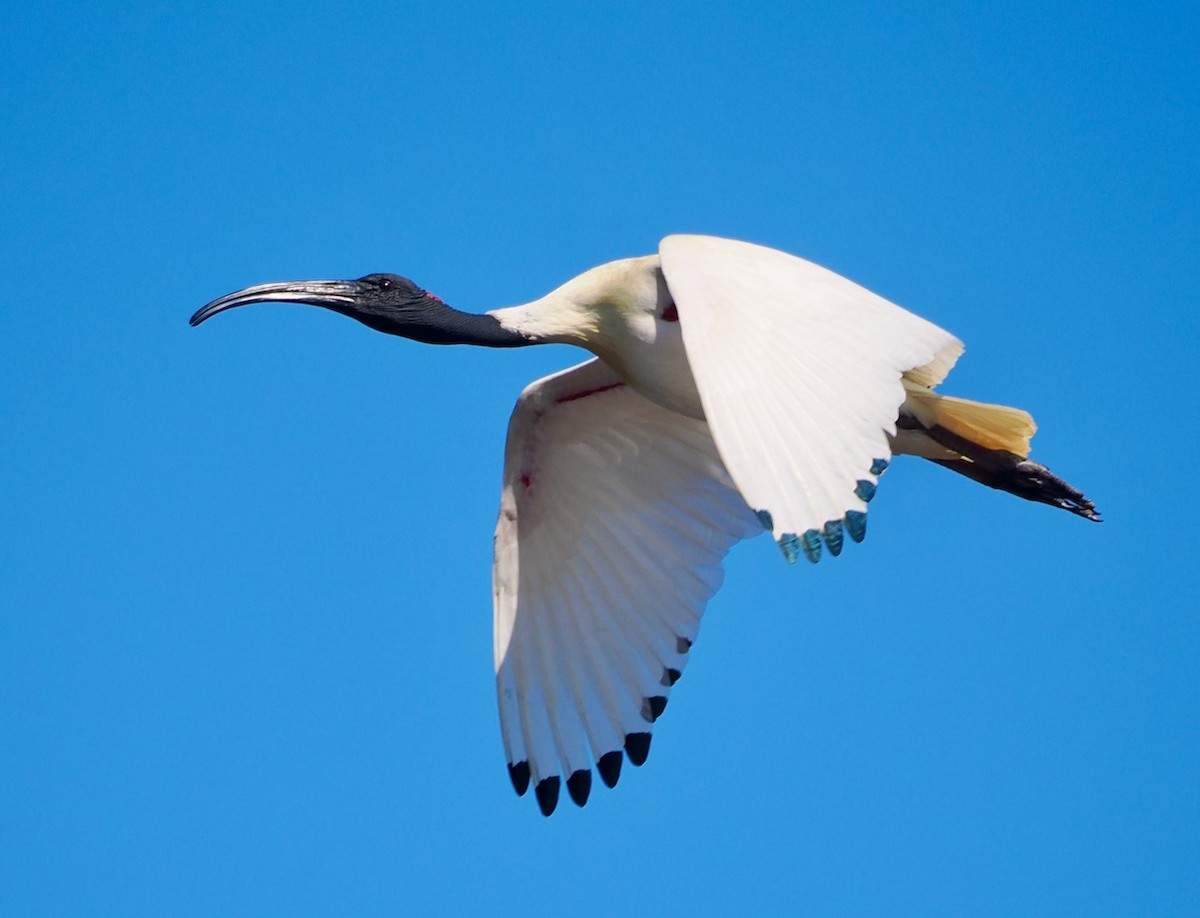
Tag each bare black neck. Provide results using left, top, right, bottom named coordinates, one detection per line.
left=346, top=302, right=531, bottom=348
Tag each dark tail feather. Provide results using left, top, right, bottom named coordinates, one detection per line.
left=921, top=422, right=1102, bottom=522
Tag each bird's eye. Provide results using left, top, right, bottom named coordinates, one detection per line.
left=378, top=277, right=393, bottom=289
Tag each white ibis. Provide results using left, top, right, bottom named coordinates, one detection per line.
left=191, top=235, right=1099, bottom=815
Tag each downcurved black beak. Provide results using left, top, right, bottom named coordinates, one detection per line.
left=189, top=280, right=362, bottom=327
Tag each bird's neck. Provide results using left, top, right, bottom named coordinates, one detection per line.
left=424, top=307, right=532, bottom=347
left=365, top=303, right=532, bottom=348
left=487, top=256, right=662, bottom=349
left=488, top=294, right=600, bottom=347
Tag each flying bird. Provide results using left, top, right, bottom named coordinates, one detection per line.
left=191, top=235, right=1099, bottom=815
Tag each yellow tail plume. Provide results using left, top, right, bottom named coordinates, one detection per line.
left=901, top=379, right=1036, bottom=458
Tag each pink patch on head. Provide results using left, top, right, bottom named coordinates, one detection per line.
left=425, top=290, right=444, bottom=303
left=661, top=303, right=679, bottom=322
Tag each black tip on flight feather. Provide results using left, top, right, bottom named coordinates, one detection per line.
left=566, top=769, right=592, bottom=807
left=535, top=776, right=560, bottom=816
left=508, top=760, right=530, bottom=796
left=597, top=751, right=623, bottom=788
left=641, top=696, right=668, bottom=722
left=624, top=732, right=652, bottom=766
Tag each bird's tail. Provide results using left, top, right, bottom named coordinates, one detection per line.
left=894, top=380, right=1101, bottom=521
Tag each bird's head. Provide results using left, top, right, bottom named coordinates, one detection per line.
left=189, top=273, right=461, bottom=342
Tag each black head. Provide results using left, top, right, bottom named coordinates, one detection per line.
left=326, top=273, right=451, bottom=337
left=190, top=272, right=448, bottom=338
left=191, top=271, right=529, bottom=347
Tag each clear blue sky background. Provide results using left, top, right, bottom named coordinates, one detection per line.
left=2, top=2, right=1196, bottom=914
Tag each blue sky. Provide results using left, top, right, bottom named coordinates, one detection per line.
left=2, top=1, right=1196, bottom=914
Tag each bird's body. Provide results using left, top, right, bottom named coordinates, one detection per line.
left=192, top=235, right=1098, bottom=816
left=492, top=253, right=704, bottom=418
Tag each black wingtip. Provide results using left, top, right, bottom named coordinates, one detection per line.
left=508, top=760, right=530, bottom=797
left=566, top=769, right=592, bottom=807
left=624, top=732, right=652, bottom=766
left=535, top=776, right=560, bottom=816
left=597, top=750, right=623, bottom=788
left=662, top=667, right=682, bottom=686
left=641, top=695, right=668, bottom=722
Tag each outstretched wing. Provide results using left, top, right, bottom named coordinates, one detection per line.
left=660, top=234, right=964, bottom=561
left=492, top=358, right=761, bottom=815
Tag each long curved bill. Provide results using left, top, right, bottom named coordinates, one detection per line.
left=189, top=280, right=362, bottom=327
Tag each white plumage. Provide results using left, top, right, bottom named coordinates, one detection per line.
left=191, top=234, right=1099, bottom=816
left=493, top=358, right=762, bottom=807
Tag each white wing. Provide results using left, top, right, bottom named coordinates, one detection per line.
left=492, top=358, right=761, bottom=815
left=660, top=235, right=964, bottom=561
